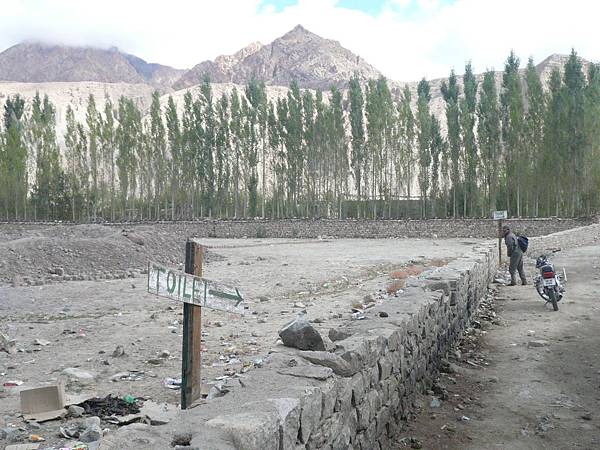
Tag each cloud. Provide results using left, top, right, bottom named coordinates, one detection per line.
left=0, top=0, right=598, bottom=81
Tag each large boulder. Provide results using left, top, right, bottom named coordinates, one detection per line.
left=278, top=316, right=325, bottom=351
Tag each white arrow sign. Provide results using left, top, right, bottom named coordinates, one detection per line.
left=147, top=262, right=245, bottom=315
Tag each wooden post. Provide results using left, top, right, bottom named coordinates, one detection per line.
left=498, top=219, right=503, bottom=266
left=181, top=240, right=203, bottom=409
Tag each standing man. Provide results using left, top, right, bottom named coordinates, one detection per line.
left=502, top=225, right=527, bottom=286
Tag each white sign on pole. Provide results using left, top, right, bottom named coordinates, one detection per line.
left=147, top=262, right=245, bottom=315
left=493, top=210, right=508, bottom=220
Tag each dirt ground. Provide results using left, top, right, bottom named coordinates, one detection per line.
left=0, top=232, right=477, bottom=448
left=397, top=243, right=600, bottom=450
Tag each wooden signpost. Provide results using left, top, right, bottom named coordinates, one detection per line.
left=493, top=210, right=508, bottom=265
left=147, top=240, right=245, bottom=409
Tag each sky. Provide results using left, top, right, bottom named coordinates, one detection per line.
left=0, top=0, right=598, bottom=81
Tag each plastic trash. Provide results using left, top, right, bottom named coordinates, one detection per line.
left=163, top=377, right=181, bottom=389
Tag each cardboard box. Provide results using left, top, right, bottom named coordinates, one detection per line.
left=20, top=383, right=66, bottom=422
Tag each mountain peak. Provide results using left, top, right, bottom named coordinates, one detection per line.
left=281, top=24, right=321, bottom=41
left=173, top=25, right=382, bottom=90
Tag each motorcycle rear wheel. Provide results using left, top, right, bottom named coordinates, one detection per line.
left=548, top=289, right=559, bottom=311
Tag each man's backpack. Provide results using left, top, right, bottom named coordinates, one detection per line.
left=517, top=235, right=529, bottom=253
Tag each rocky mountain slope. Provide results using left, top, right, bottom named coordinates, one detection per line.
left=0, top=27, right=593, bottom=141
left=173, top=25, right=383, bottom=90
left=0, top=42, right=183, bottom=89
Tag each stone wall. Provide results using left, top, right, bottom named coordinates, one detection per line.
left=120, top=216, right=595, bottom=239
left=99, top=223, right=600, bottom=450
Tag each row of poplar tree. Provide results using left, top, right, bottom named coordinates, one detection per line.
left=0, top=49, right=599, bottom=222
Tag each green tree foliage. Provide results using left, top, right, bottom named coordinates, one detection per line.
left=500, top=51, right=525, bottom=215
left=460, top=62, right=478, bottom=216
left=441, top=70, right=461, bottom=217
left=416, top=78, right=432, bottom=217
left=1, top=95, right=27, bottom=219
left=478, top=70, right=502, bottom=213
left=397, top=86, right=415, bottom=215
left=523, top=57, right=546, bottom=216
left=2, top=50, right=600, bottom=222
left=348, top=75, right=366, bottom=217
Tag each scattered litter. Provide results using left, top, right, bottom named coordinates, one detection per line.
left=163, top=377, right=182, bottom=389
left=123, top=394, right=137, bottom=404
left=110, top=370, right=143, bottom=382
left=78, top=395, right=140, bottom=419
left=536, top=415, right=554, bottom=433
left=207, top=383, right=230, bottom=400
left=4, top=380, right=24, bottom=387
left=33, top=339, right=50, bottom=347
left=28, top=434, right=44, bottom=442
left=1, top=331, right=17, bottom=354
left=459, top=415, right=471, bottom=421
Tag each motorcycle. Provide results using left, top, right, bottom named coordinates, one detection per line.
left=534, top=251, right=566, bottom=311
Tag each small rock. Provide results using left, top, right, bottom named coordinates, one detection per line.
left=379, top=311, right=389, bottom=318
left=172, top=432, right=192, bottom=446
left=79, top=416, right=102, bottom=443
left=26, top=421, right=41, bottom=430
left=68, top=405, right=85, bottom=417
left=160, top=350, right=171, bottom=358
left=410, top=437, right=423, bottom=449
left=328, top=328, right=352, bottom=342
left=581, top=412, right=592, bottom=421
left=112, top=345, right=126, bottom=357
left=33, top=338, right=50, bottom=346
left=363, top=294, right=376, bottom=304
left=62, top=367, right=96, bottom=381
left=528, top=340, right=549, bottom=348
left=278, top=316, right=325, bottom=351
left=430, top=397, right=442, bottom=408
left=299, top=351, right=357, bottom=377
left=213, top=321, right=223, bottom=327
left=123, top=232, right=144, bottom=246
left=1, top=426, right=21, bottom=442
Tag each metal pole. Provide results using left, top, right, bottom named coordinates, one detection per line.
left=181, top=240, right=203, bottom=409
